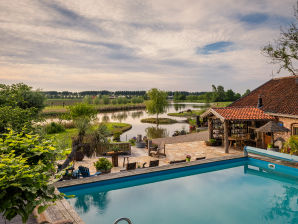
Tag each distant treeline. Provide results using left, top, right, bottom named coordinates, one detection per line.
left=43, top=86, right=250, bottom=103
left=43, top=90, right=147, bottom=98
left=173, top=85, right=250, bottom=102
left=43, top=90, right=207, bottom=99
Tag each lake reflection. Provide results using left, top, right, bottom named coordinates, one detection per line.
left=96, top=102, right=207, bottom=141
left=145, top=126, right=168, bottom=139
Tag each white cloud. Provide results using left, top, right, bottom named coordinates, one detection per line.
left=0, top=0, right=295, bottom=93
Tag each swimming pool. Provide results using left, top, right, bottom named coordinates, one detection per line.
left=60, top=158, right=298, bottom=224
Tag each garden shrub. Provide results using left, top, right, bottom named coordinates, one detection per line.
left=45, top=122, right=65, bottom=134
left=0, top=129, right=63, bottom=222
left=281, top=136, right=298, bottom=155
left=113, top=132, right=121, bottom=142
left=94, top=157, right=113, bottom=171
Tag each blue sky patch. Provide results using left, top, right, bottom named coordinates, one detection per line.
left=197, top=41, right=234, bottom=55
left=239, top=13, right=269, bottom=24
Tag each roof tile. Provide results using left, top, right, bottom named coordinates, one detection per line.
left=229, top=76, right=298, bottom=115
left=212, top=106, right=275, bottom=120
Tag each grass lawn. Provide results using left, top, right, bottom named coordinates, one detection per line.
left=141, top=117, right=178, bottom=124
left=211, top=101, right=232, bottom=107
left=168, top=102, right=232, bottom=118
left=42, top=103, right=146, bottom=117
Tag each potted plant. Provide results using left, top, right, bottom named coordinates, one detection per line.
left=205, top=139, right=216, bottom=146
left=94, top=158, right=113, bottom=173
left=186, top=155, right=191, bottom=162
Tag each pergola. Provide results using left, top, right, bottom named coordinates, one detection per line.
left=201, top=106, right=275, bottom=153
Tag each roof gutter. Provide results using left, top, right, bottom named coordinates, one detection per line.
left=265, top=112, right=298, bottom=119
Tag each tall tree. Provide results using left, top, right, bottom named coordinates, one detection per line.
left=145, top=88, right=168, bottom=125
left=262, top=3, right=298, bottom=76
left=0, top=83, right=45, bottom=133
left=243, top=89, right=251, bottom=97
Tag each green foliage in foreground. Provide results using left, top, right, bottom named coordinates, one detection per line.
left=0, top=130, right=63, bottom=223
left=141, top=117, right=177, bottom=124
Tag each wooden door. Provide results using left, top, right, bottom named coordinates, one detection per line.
left=264, top=134, right=272, bottom=147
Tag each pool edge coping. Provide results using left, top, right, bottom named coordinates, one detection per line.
left=54, top=154, right=245, bottom=189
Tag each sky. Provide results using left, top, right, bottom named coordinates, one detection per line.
left=0, top=0, right=295, bottom=93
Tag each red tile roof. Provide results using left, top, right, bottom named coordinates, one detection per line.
left=229, top=76, right=298, bottom=116
left=211, top=107, right=275, bottom=121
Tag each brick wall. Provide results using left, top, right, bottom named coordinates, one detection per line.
left=274, top=116, right=298, bottom=148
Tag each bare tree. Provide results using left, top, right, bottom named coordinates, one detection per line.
left=262, top=2, right=298, bottom=76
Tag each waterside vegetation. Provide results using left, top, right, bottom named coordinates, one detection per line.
left=141, top=118, right=178, bottom=124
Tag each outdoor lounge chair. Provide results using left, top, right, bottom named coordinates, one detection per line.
left=78, top=166, right=101, bottom=177
left=169, top=159, right=186, bottom=164
left=126, top=162, right=137, bottom=170
left=149, top=160, right=159, bottom=167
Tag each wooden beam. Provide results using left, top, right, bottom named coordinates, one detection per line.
left=224, top=120, right=229, bottom=153
left=208, top=118, right=213, bottom=140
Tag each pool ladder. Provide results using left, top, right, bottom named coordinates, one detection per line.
left=114, top=217, right=132, bottom=224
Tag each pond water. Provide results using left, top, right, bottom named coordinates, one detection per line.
left=96, top=102, right=208, bottom=141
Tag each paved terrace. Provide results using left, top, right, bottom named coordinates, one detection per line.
left=152, top=131, right=209, bottom=145
left=68, top=142, right=242, bottom=175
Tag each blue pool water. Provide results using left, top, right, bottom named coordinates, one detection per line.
left=60, top=158, right=298, bottom=224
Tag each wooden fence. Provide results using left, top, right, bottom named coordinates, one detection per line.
left=96, top=142, right=131, bottom=156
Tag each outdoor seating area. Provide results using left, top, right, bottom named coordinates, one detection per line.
left=60, top=165, right=101, bottom=180
left=201, top=107, right=291, bottom=153
left=57, top=138, right=242, bottom=181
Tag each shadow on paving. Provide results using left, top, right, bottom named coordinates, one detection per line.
left=0, top=215, right=37, bottom=224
